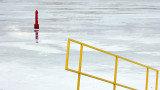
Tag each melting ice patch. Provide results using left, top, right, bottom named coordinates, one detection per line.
left=135, top=37, right=160, bottom=44
left=0, top=43, right=63, bottom=54
left=7, top=32, right=33, bottom=39
left=69, top=40, right=131, bottom=52
left=101, top=45, right=131, bottom=51
left=7, top=25, right=21, bottom=31
left=136, top=51, right=160, bottom=56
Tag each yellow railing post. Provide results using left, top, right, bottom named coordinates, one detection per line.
left=113, top=56, right=118, bottom=90
left=65, top=39, right=159, bottom=90
left=65, top=39, right=70, bottom=70
left=145, top=68, right=149, bottom=90
left=77, top=44, right=83, bottom=90
left=155, top=71, right=159, bottom=90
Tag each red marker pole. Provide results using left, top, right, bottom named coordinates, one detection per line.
left=34, top=10, right=39, bottom=43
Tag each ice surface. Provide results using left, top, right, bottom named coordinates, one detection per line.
left=0, top=0, right=160, bottom=90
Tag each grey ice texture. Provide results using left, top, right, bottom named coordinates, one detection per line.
left=0, top=0, right=160, bottom=90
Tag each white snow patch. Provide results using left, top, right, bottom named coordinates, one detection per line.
left=136, top=51, right=160, bottom=56
left=0, top=43, right=63, bottom=54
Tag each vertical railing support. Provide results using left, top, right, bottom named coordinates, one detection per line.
left=66, top=39, right=159, bottom=90
left=65, top=39, right=70, bottom=70
left=113, top=56, right=118, bottom=90
left=145, top=67, right=149, bottom=90
left=77, top=44, right=83, bottom=90
left=155, top=71, right=159, bottom=90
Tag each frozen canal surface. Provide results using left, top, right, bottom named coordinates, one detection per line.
left=0, top=0, right=160, bottom=90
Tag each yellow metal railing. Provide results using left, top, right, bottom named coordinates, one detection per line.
left=65, top=38, right=159, bottom=90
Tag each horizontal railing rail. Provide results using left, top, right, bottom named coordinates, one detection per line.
left=65, top=38, right=159, bottom=90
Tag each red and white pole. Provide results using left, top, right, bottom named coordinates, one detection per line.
left=34, top=10, right=39, bottom=43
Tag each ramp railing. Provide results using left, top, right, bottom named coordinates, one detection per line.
left=65, top=38, right=159, bottom=90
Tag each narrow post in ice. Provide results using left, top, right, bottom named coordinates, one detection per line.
left=34, top=10, right=39, bottom=43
